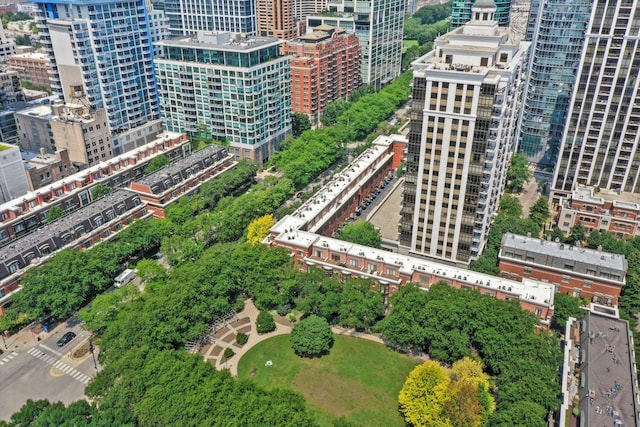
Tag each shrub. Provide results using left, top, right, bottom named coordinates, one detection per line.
left=236, top=332, right=248, bottom=345
left=291, top=315, right=334, bottom=358
left=256, top=310, right=276, bottom=334
left=276, top=303, right=291, bottom=317
left=224, top=347, right=234, bottom=359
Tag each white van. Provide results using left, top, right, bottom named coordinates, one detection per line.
left=114, top=269, right=136, bottom=288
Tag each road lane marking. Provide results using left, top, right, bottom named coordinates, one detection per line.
left=39, top=344, right=63, bottom=357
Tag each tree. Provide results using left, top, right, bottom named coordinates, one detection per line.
left=505, top=153, right=530, bottom=193
left=135, top=259, right=167, bottom=284
left=14, top=34, right=31, bottom=46
left=336, top=279, right=384, bottom=330
left=256, top=310, right=276, bottom=334
left=529, top=196, right=550, bottom=229
left=398, top=361, right=451, bottom=427
left=91, top=183, right=111, bottom=201
left=292, top=112, right=312, bottom=137
left=336, top=220, right=382, bottom=248
left=46, top=205, right=66, bottom=223
left=499, top=194, right=523, bottom=217
left=568, top=221, right=587, bottom=243
left=552, top=293, right=585, bottom=330
left=246, top=214, right=275, bottom=245
left=145, top=155, right=170, bottom=174
left=321, top=99, right=349, bottom=127
left=78, top=284, right=140, bottom=333
left=291, top=314, right=334, bottom=357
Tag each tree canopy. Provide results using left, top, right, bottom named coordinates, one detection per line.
left=336, top=220, right=382, bottom=248
left=144, top=155, right=170, bottom=174
left=291, top=314, right=334, bottom=357
left=379, top=284, right=561, bottom=426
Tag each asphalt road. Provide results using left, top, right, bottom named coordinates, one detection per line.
left=0, top=321, right=96, bottom=421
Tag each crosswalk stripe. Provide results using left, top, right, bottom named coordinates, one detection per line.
left=54, top=361, right=63, bottom=368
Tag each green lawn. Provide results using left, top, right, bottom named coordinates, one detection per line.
left=403, top=39, right=419, bottom=53
left=238, top=334, right=420, bottom=427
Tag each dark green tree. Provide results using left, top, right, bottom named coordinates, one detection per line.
left=46, top=205, right=66, bottom=223
left=256, top=310, right=276, bottom=334
left=291, top=314, right=334, bottom=357
left=292, top=112, right=312, bottom=137
left=568, top=221, right=587, bottom=243
left=552, top=293, right=585, bottom=330
left=91, top=183, right=111, bottom=201
left=529, top=196, right=550, bottom=229
left=144, top=155, right=170, bottom=174
left=336, top=220, right=382, bottom=248
left=505, top=153, right=530, bottom=193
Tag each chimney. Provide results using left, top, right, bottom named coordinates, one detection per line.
left=39, top=147, right=46, bottom=157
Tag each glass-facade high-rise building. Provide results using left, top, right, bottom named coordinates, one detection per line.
left=155, top=32, right=291, bottom=164
left=165, top=0, right=257, bottom=37
left=517, top=0, right=591, bottom=164
left=31, top=0, right=160, bottom=134
left=552, top=0, right=640, bottom=200
left=450, top=0, right=511, bottom=28
left=307, top=0, right=404, bottom=88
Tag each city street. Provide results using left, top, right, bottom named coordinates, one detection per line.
left=0, top=321, right=97, bottom=421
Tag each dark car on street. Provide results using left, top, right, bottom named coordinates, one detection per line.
left=56, top=331, right=76, bottom=347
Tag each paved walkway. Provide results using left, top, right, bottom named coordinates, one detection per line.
left=200, top=300, right=292, bottom=376
left=202, top=299, right=429, bottom=376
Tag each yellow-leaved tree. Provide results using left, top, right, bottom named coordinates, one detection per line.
left=398, top=361, right=452, bottom=427
left=399, top=358, right=495, bottom=427
left=246, top=214, right=275, bottom=245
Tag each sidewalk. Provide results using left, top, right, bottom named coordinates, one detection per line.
left=2, top=317, right=81, bottom=355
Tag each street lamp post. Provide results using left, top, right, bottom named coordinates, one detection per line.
left=88, top=340, right=97, bottom=370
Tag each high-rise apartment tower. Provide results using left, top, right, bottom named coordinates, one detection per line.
left=400, top=0, right=529, bottom=266
left=31, top=0, right=161, bottom=134
left=517, top=0, right=592, bottom=164
left=155, top=32, right=291, bottom=164
left=307, top=0, right=404, bottom=88
left=165, top=0, right=257, bottom=36
left=552, top=0, right=640, bottom=201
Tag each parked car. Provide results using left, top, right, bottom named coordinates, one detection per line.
left=56, top=331, right=76, bottom=347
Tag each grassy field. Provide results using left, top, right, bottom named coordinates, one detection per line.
left=403, top=39, right=419, bottom=52
left=237, top=334, right=420, bottom=427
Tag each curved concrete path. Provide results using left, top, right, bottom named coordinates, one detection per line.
left=201, top=299, right=292, bottom=376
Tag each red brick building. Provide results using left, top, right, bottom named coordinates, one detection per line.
left=281, top=25, right=361, bottom=125
left=499, top=232, right=627, bottom=306
left=557, top=187, right=640, bottom=238
left=0, top=189, right=150, bottom=313
left=263, top=136, right=555, bottom=326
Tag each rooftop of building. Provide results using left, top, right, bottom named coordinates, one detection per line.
left=157, top=31, right=281, bottom=52
left=135, top=144, right=228, bottom=187
left=569, top=187, right=640, bottom=211
left=270, top=220, right=555, bottom=307
left=298, top=24, right=346, bottom=42
left=0, top=142, right=15, bottom=152
left=0, top=189, right=140, bottom=264
left=500, top=232, right=628, bottom=276
left=22, top=150, right=62, bottom=169
left=580, top=311, right=640, bottom=426
left=288, top=135, right=404, bottom=233
left=8, top=52, right=49, bottom=60
left=0, top=131, right=186, bottom=213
